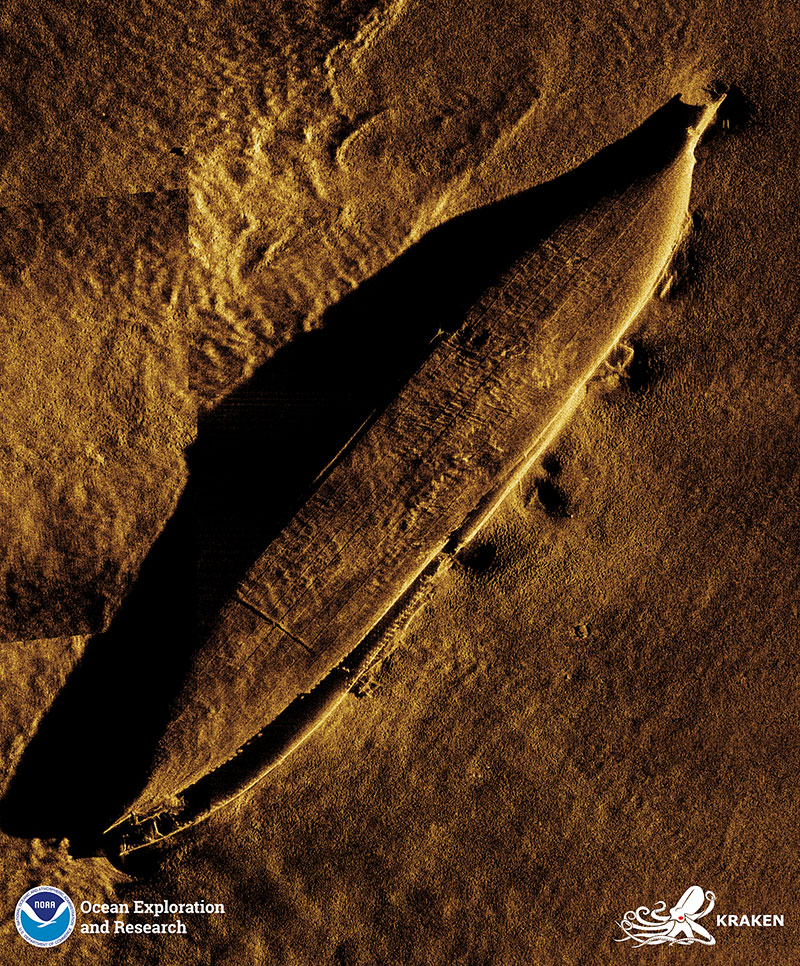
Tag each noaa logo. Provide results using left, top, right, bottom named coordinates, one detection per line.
left=15, top=886, right=76, bottom=948
left=614, top=885, right=716, bottom=947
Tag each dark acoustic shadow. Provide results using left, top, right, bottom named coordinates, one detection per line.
left=0, top=94, right=703, bottom=863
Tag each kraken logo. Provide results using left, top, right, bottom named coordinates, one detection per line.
left=614, top=885, right=716, bottom=947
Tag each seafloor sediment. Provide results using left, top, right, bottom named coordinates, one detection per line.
left=0, top=1, right=798, bottom=963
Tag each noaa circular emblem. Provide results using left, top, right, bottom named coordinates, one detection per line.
left=15, top=886, right=76, bottom=948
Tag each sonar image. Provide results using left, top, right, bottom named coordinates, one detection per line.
left=0, top=2, right=797, bottom=963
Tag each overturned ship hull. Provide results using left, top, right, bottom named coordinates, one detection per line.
left=108, top=94, right=722, bottom=854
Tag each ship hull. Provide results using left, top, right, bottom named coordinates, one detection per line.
left=111, top=95, right=721, bottom=850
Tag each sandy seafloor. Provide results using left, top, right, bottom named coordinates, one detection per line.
left=0, top=0, right=798, bottom=963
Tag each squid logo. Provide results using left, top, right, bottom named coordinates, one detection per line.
left=614, top=885, right=716, bottom=947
